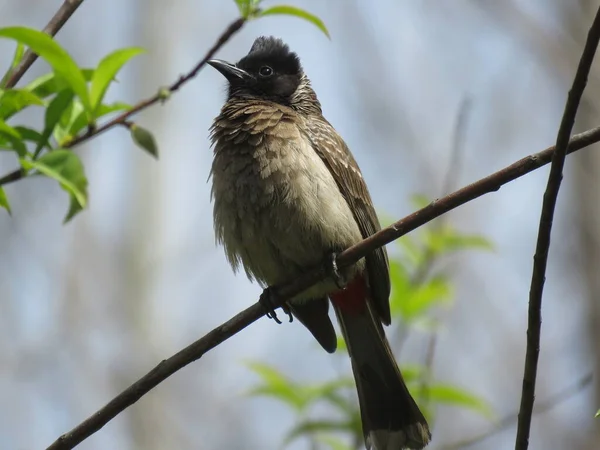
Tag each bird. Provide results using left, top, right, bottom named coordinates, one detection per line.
left=207, top=36, right=431, bottom=450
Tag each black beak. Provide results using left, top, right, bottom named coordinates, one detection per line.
left=207, top=59, right=254, bottom=82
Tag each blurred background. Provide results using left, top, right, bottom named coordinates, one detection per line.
left=0, top=0, right=599, bottom=449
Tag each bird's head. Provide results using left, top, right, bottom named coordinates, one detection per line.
left=208, top=36, right=320, bottom=112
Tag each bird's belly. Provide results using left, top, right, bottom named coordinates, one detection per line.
left=212, top=139, right=363, bottom=298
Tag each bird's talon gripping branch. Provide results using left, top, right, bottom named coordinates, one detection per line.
left=325, top=252, right=345, bottom=289
left=259, top=287, right=293, bottom=323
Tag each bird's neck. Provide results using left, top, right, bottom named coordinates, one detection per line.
left=288, top=75, right=323, bottom=116
left=224, top=75, right=323, bottom=117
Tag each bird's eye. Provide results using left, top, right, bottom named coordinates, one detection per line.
left=258, top=66, right=273, bottom=77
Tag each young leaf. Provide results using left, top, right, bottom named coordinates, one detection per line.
left=0, top=88, right=44, bottom=119
left=234, top=0, right=260, bottom=18
left=21, top=150, right=88, bottom=208
left=90, top=47, right=144, bottom=114
left=0, top=42, right=24, bottom=86
left=0, top=186, right=11, bottom=214
left=130, top=124, right=158, bottom=158
left=0, top=138, right=27, bottom=158
left=0, top=27, right=90, bottom=112
left=259, top=6, right=330, bottom=38
left=96, top=101, right=131, bottom=117
left=284, top=420, right=354, bottom=445
left=425, top=226, right=494, bottom=256
left=64, top=193, right=84, bottom=223
left=410, top=193, right=431, bottom=210
left=0, top=119, right=26, bottom=157
left=25, top=69, right=94, bottom=99
left=403, top=276, right=453, bottom=320
left=0, top=119, right=21, bottom=140
left=316, top=436, right=352, bottom=450
left=305, top=378, right=355, bottom=408
left=35, top=89, right=74, bottom=156
left=14, top=126, right=50, bottom=150
left=595, top=409, right=599, bottom=418
left=425, top=384, right=494, bottom=419
left=245, top=362, right=307, bottom=411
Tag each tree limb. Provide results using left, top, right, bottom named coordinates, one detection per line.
left=46, top=124, right=600, bottom=450
left=515, top=6, right=600, bottom=450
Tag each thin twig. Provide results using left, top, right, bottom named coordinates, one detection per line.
left=515, top=7, right=600, bottom=450
left=443, top=372, right=593, bottom=449
left=46, top=126, right=600, bottom=450
left=0, top=16, right=246, bottom=187
left=3, top=0, right=85, bottom=89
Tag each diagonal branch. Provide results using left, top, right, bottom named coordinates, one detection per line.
left=46, top=125, right=600, bottom=450
left=0, top=16, right=246, bottom=188
left=515, top=7, right=600, bottom=450
left=3, top=0, right=85, bottom=89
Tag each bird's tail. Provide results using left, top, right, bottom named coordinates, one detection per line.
left=331, top=278, right=431, bottom=450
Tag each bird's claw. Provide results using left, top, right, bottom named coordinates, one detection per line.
left=325, top=252, right=346, bottom=289
left=259, top=287, right=293, bottom=323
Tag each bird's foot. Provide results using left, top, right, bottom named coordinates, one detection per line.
left=324, top=252, right=346, bottom=290
left=259, top=286, right=293, bottom=324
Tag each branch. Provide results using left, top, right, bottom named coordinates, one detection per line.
left=0, top=16, right=246, bottom=188
left=46, top=125, right=600, bottom=450
left=515, top=7, right=600, bottom=450
left=3, top=0, right=85, bottom=88
left=443, top=372, right=593, bottom=449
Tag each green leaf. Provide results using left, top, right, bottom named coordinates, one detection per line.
left=55, top=100, right=131, bottom=145
left=0, top=186, right=11, bottom=214
left=0, top=119, right=21, bottom=140
left=130, top=123, right=158, bottom=158
left=425, top=226, right=494, bottom=256
left=63, top=193, right=84, bottom=223
left=0, top=88, right=44, bottom=119
left=0, top=27, right=90, bottom=112
left=25, top=69, right=94, bottom=100
left=305, top=378, right=355, bottom=413
left=391, top=272, right=453, bottom=321
left=398, top=364, right=426, bottom=385
left=97, top=101, right=131, bottom=116
left=424, top=384, right=494, bottom=419
left=90, top=47, right=143, bottom=114
left=0, top=119, right=27, bottom=157
left=234, top=0, right=261, bottom=18
left=259, top=6, right=329, bottom=38
left=0, top=42, right=24, bottom=86
left=21, top=150, right=88, bottom=209
left=595, top=409, right=599, bottom=418
left=35, top=89, right=74, bottom=157
left=335, top=334, right=347, bottom=352
left=410, top=193, right=431, bottom=209
left=53, top=98, right=85, bottom=146
left=245, top=362, right=307, bottom=411
left=315, top=436, right=352, bottom=450
left=396, top=235, right=423, bottom=268
left=13, top=126, right=50, bottom=150
left=284, top=420, right=354, bottom=445
left=9, top=42, right=24, bottom=69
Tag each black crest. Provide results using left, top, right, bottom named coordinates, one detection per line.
left=237, top=36, right=302, bottom=76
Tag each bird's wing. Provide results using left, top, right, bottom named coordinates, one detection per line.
left=305, top=118, right=392, bottom=325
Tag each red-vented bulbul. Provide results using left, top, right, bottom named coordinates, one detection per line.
left=208, top=36, right=431, bottom=450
